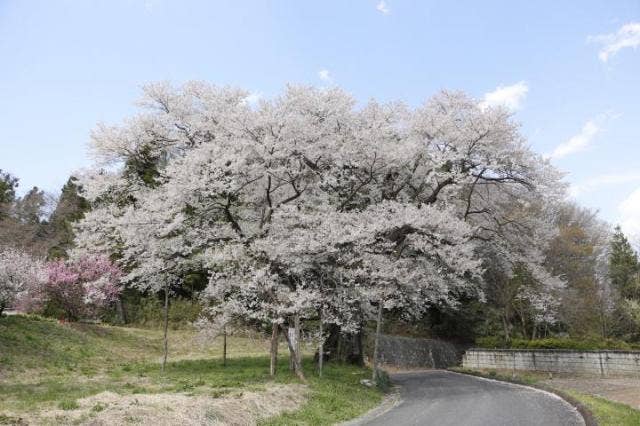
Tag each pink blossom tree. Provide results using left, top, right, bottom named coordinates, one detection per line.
left=21, top=255, right=122, bottom=321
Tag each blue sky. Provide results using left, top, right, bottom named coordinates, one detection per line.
left=1, top=0, right=639, bottom=235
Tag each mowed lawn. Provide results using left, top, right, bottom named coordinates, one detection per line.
left=0, top=315, right=382, bottom=425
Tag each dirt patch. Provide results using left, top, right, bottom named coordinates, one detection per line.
left=545, top=377, right=640, bottom=410
left=23, top=384, right=308, bottom=425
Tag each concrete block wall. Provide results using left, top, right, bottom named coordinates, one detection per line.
left=463, top=349, right=640, bottom=377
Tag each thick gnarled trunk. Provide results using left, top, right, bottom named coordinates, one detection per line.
left=282, top=322, right=305, bottom=381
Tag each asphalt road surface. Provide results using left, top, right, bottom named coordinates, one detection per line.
left=364, top=370, right=584, bottom=426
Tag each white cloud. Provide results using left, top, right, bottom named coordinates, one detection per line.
left=318, top=69, right=332, bottom=83
left=480, top=81, right=528, bottom=111
left=569, top=172, right=640, bottom=197
left=243, top=92, right=263, bottom=107
left=589, top=22, right=640, bottom=62
left=619, top=187, right=640, bottom=238
left=550, top=120, right=600, bottom=160
left=376, top=1, right=390, bottom=15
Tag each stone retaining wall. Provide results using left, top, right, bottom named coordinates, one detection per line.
left=377, top=335, right=462, bottom=369
left=463, top=349, right=640, bottom=377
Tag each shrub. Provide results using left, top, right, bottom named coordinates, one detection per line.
left=475, top=336, right=640, bottom=350
left=374, top=369, right=391, bottom=392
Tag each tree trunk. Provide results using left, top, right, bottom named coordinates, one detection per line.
left=600, top=305, right=608, bottom=339
left=222, top=323, right=227, bottom=367
left=544, top=323, right=549, bottom=338
left=282, top=324, right=306, bottom=381
left=372, top=302, right=384, bottom=382
left=161, top=282, right=169, bottom=373
left=519, top=313, right=528, bottom=340
left=270, top=324, right=279, bottom=376
left=502, top=313, right=511, bottom=342
left=115, top=298, right=126, bottom=324
left=323, top=324, right=364, bottom=365
left=318, top=309, right=324, bottom=377
left=288, top=315, right=301, bottom=371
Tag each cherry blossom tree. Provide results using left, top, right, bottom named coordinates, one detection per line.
left=250, top=201, right=482, bottom=378
left=0, top=247, right=45, bottom=316
left=74, top=82, right=565, bottom=376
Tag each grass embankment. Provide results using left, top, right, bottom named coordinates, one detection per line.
left=452, top=368, right=640, bottom=426
left=0, top=315, right=382, bottom=425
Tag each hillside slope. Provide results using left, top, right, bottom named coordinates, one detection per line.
left=0, top=315, right=381, bottom=425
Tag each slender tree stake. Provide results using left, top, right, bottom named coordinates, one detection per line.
left=372, top=301, right=383, bottom=382
left=318, top=308, right=324, bottom=377
left=295, top=315, right=301, bottom=366
left=161, top=281, right=169, bottom=373
left=222, top=323, right=227, bottom=367
left=270, top=323, right=279, bottom=376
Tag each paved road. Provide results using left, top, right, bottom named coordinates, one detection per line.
left=364, top=370, right=584, bottom=426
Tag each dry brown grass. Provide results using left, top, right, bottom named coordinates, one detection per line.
left=21, top=384, right=308, bottom=426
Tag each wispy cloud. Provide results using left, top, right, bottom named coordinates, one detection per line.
left=619, top=187, right=640, bottom=238
left=588, top=22, right=640, bottom=62
left=318, top=69, right=332, bottom=83
left=569, top=171, right=640, bottom=197
left=480, top=81, right=528, bottom=111
left=549, top=112, right=618, bottom=160
left=376, top=1, right=390, bottom=15
left=550, top=120, right=600, bottom=160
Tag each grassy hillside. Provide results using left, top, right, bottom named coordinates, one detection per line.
left=0, top=314, right=270, bottom=375
left=0, top=315, right=381, bottom=425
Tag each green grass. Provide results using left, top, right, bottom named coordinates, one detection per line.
left=453, top=367, right=640, bottom=426
left=263, top=364, right=381, bottom=425
left=451, top=367, right=546, bottom=386
left=0, top=315, right=382, bottom=424
left=58, top=400, right=80, bottom=410
left=562, top=391, right=640, bottom=426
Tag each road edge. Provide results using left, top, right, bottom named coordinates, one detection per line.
left=449, top=369, right=597, bottom=426
left=338, top=385, right=402, bottom=426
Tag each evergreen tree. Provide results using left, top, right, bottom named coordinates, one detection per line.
left=13, top=186, right=47, bottom=224
left=0, top=169, right=18, bottom=219
left=47, top=177, right=90, bottom=259
left=609, top=226, right=639, bottom=300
